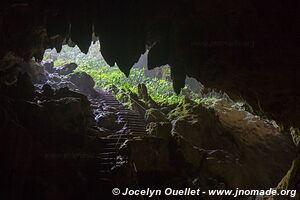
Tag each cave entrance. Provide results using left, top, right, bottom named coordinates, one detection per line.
left=42, top=41, right=204, bottom=105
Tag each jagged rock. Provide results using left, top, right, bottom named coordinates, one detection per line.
left=170, top=104, right=231, bottom=151
left=147, top=122, right=172, bottom=140
left=67, top=72, right=96, bottom=96
left=48, top=74, right=62, bottom=83
left=57, top=63, right=78, bottom=75
left=185, top=77, right=204, bottom=95
left=41, top=60, right=55, bottom=73
left=54, top=87, right=91, bottom=109
left=57, top=81, right=78, bottom=91
left=144, top=108, right=168, bottom=123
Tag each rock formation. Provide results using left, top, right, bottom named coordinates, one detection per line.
left=0, top=1, right=299, bottom=199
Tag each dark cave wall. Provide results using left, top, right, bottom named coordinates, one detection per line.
left=0, top=0, right=299, bottom=128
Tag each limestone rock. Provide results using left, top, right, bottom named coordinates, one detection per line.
left=172, top=134, right=207, bottom=171
left=120, top=136, right=172, bottom=173
left=41, top=60, right=55, bottom=73
left=23, top=61, right=47, bottom=84
left=57, top=63, right=78, bottom=75
left=67, top=72, right=96, bottom=96
left=170, top=104, right=232, bottom=151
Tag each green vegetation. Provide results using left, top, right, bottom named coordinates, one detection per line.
left=43, top=42, right=204, bottom=105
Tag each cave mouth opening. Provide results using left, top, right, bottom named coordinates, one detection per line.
left=41, top=40, right=212, bottom=106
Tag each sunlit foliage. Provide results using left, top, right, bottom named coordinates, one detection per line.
left=43, top=42, right=203, bottom=104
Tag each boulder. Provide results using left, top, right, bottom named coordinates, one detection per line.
left=170, top=104, right=233, bottom=151
left=48, top=73, right=62, bottom=83
left=58, top=63, right=78, bottom=75
left=170, top=100, right=296, bottom=189
left=68, top=72, right=96, bottom=96
left=54, top=87, right=91, bottom=109
left=41, top=60, right=54, bottom=73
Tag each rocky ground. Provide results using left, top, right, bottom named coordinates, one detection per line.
left=0, top=55, right=298, bottom=199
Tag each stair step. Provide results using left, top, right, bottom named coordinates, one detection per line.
left=98, top=170, right=112, bottom=177
left=118, top=114, right=142, bottom=117
left=97, top=152, right=118, bottom=158
left=117, top=112, right=140, bottom=116
left=98, top=157, right=117, bottom=161
left=97, top=162, right=115, bottom=168
left=124, top=120, right=146, bottom=124
left=100, top=137, right=127, bottom=142
left=105, top=143, right=124, bottom=147
left=126, top=128, right=146, bottom=132
left=126, top=126, right=146, bottom=129
left=106, top=134, right=144, bottom=138
left=126, top=131, right=147, bottom=135
left=99, top=148, right=119, bottom=153
left=97, top=166, right=114, bottom=171
left=125, top=124, right=146, bottom=128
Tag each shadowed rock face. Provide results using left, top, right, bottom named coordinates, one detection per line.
left=0, top=0, right=299, bottom=128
